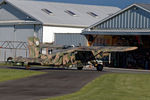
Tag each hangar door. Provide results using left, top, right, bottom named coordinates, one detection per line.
left=0, top=25, right=35, bottom=41
left=15, top=25, right=35, bottom=42
left=0, top=25, right=14, bottom=41
left=0, top=25, right=35, bottom=61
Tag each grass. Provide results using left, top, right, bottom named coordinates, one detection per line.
left=45, top=73, right=150, bottom=100
left=0, top=62, right=12, bottom=66
left=0, top=68, right=45, bottom=82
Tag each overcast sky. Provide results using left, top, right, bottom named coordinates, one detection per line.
left=35, top=0, right=150, bottom=9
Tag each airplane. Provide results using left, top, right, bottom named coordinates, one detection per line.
left=12, top=36, right=138, bottom=71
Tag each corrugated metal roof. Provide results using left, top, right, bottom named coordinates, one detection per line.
left=84, top=3, right=150, bottom=30
left=4, top=0, right=120, bottom=27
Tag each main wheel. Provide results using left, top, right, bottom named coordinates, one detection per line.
left=13, top=62, right=24, bottom=66
left=96, top=64, right=103, bottom=71
left=77, top=67, right=83, bottom=70
left=25, top=65, right=31, bottom=70
left=25, top=63, right=31, bottom=70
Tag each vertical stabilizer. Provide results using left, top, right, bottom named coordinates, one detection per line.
left=28, top=37, right=40, bottom=58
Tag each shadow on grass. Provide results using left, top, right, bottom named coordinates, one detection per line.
left=5, top=66, right=105, bottom=73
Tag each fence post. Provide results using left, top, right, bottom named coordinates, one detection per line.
left=4, top=50, right=6, bottom=61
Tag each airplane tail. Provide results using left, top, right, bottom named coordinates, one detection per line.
left=28, top=37, right=40, bottom=58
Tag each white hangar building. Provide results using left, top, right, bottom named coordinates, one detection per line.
left=0, top=0, right=120, bottom=43
left=0, top=0, right=120, bottom=61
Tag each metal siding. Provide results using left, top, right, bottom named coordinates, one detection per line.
left=124, top=11, right=127, bottom=28
left=113, top=17, right=116, bottom=28
left=147, top=17, right=149, bottom=28
left=118, top=14, right=120, bottom=28
left=115, top=16, right=117, bottom=28
left=35, top=25, right=43, bottom=42
left=148, top=18, right=150, bottom=28
left=143, top=16, right=146, bottom=28
left=133, top=11, right=136, bottom=28
left=109, top=19, right=112, bottom=28
left=106, top=21, right=109, bottom=28
left=145, top=17, right=148, bottom=28
left=120, top=13, right=122, bottom=28
left=54, top=33, right=87, bottom=46
left=115, top=15, right=118, bottom=28
left=112, top=17, right=115, bottom=28
left=127, top=10, right=130, bottom=28
left=139, top=14, right=142, bottom=28
left=137, top=12, right=139, bottom=28
left=15, top=25, right=34, bottom=42
left=121, top=13, right=124, bottom=28
left=92, top=7, right=150, bottom=30
left=0, top=25, right=14, bottom=41
left=102, top=24, right=104, bottom=29
left=135, top=12, right=138, bottom=28
left=130, top=10, right=133, bottom=28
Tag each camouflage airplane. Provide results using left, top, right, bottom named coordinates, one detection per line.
left=12, top=37, right=138, bottom=71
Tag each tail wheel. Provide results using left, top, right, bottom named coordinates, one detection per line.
left=7, top=57, right=13, bottom=64
left=96, top=64, right=103, bottom=71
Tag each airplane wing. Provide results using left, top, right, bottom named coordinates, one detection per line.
left=43, top=45, right=138, bottom=55
left=72, top=46, right=138, bottom=52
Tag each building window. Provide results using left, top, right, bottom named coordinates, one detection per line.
left=87, top=12, right=98, bottom=18
left=41, top=9, right=53, bottom=15
left=65, top=10, right=77, bottom=16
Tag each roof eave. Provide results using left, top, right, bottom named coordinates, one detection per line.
left=0, top=20, right=41, bottom=25
left=82, top=29, right=150, bottom=35
left=135, top=4, right=150, bottom=14
left=43, top=23, right=88, bottom=28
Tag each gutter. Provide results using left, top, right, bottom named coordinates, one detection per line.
left=43, top=24, right=88, bottom=28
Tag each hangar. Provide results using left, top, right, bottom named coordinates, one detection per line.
left=0, top=0, right=120, bottom=61
left=0, top=0, right=120, bottom=43
left=82, top=3, right=150, bottom=69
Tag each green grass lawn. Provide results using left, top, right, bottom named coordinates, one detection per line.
left=45, top=73, right=150, bottom=100
left=0, top=62, right=12, bottom=66
left=0, top=68, right=45, bottom=82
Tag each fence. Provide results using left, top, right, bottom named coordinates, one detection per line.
left=0, top=41, right=28, bottom=61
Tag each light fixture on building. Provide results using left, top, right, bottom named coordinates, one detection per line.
left=133, top=7, right=138, bottom=10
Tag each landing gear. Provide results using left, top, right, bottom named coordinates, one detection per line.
left=77, top=67, right=83, bottom=70
left=7, top=57, right=13, bottom=64
left=13, top=62, right=24, bottom=66
left=25, top=64, right=31, bottom=70
left=96, top=64, right=103, bottom=71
